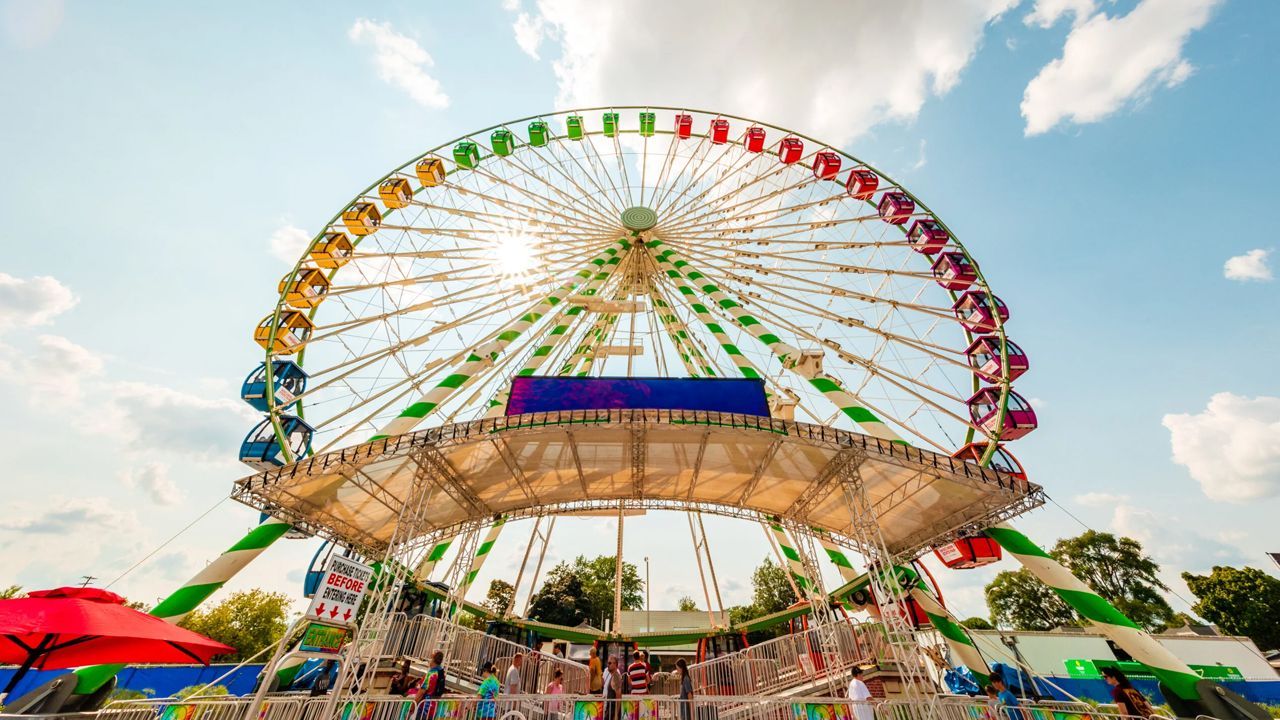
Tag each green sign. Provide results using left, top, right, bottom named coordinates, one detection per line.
left=300, top=622, right=349, bottom=654
left=1065, top=659, right=1242, bottom=681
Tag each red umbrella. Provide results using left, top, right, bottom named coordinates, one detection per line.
left=0, top=587, right=234, bottom=694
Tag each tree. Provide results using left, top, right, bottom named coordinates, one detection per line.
left=677, top=596, right=698, bottom=612
left=526, top=555, right=643, bottom=629
left=960, top=616, right=993, bottom=630
left=526, top=567, right=594, bottom=627
left=178, top=589, right=292, bottom=661
left=984, top=531, right=1174, bottom=632
left=484, top=580, right=516, bottom=618
left=0, top=585, right=23, bottom=599
left=1183, top=566, right=1280, bottom=651
left=749, top=558, right=796, bottom=616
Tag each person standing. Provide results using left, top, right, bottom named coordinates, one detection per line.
left=545, top=669, right=566, bottom=719
left=983, top=684, right=1000, bottom=720
left=847, top=667, right=874, bottom=720
left=589, top=646, right=604, bottom=695
left=505, top=653, right=524, bottom=695
left=675, top=658, right=693, bottom=720
left=477, top=662, right=500, bottom=720
left=992, top=676, right=1022, bottom=720
left=627, top=651, right=650, bottom=695
left=1102, top=667, right=1155, bottom=718
left=603, top=655, right=623, bottom=720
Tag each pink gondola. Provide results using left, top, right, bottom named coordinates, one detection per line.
left=675, top=114, right=693, bottom=139
left=968, top=387, right=1038, bottom=440
left=907, top=219, right=948, bottom=254
left=710, top=118, right=730, bottom=144
left=878, top=192, right=915, bottom=225
left=744, top=126, right=766, bottom=152
left=845, top=169, right=879, bottom=200
left=952, top=291, right=1009, bottom=333
left=966, top=336, right=1029, bottom=382
left=931, top=252, right=977, bottom=290
left=951, top=442, right=1027, bottom=484
left=779, top=137, right=803, bottom=164
left=813, top=151, right=841, bottom=180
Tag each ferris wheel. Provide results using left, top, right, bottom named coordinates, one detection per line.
left=238, top=107, right=1035, bottom=475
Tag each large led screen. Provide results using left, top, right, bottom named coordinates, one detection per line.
left=506, top=376, right=770, bottom=417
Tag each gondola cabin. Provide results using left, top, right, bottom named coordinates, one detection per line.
left=950, top=442, right=1028, bottom=484
left=603, top=112, right=620, bottom=137
left=779, top=137, right=803, bottom=164
left=528, top=121, right=550, bottom=147
left=302, top=540, right=333, bottom=597
left=566, top=115, right=584, bottom=140
left=254, top=310, right=314, bottom=354
left=907, top=219, right=949, bottom=254
left=239, top=415, right=314, bottom=470
left=813, top=151, right=841, bottom=180
left=968, top=387, right=1038, bottom=440
left=878, top=192, right=915, bottom=225
left=931, top=252, right=977, bottom=290
left=744, top=126, right=766, bottom=152
left=453, top=141, right=480, bottom=170
left=378, top=178, right=413, bottom=209
left=966, top=336, right=1029, bottom=382
left=491, top=129, right=517, bottom=156
left=241, top=360, right=308, bottom=412
left=279, top=268, right=330, bottom=309
left=710, top=118, right=730, bottom=144
left=674, top=114, right=693, bottom=139
left=342, top=202, right=382, bottom=236
left=845, top=169, right=879, bottom=200
left=934, top=535, right=1002, bottom=570
left=310, top=232, right=353, bottom=269
left=639, top=111, right=655, bottom=137
left=952, top=291, right=1010, bottom=333
left=415, top=158, right=446, bottom=187
left=696, top=632, right=748, bottom=663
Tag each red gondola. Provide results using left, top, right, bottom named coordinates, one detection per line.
left=878, top=192, right=915, bottom=225
left=950, top=442, right=1028, bottom=483
left=744, top=126, right=766, bottom=152
left=675, top=114, right=693, bottom=139
left=845, top=169, right=879, bottom=200
left=968, top=387, right=1038, bottom=440
left=952, top=291, right=1009, bottom=333
left=710, top=118, right=730, bottom=144
left=932, top=252, right=977, bottom=290
left=965, top=336, right=1029, bottom=382
left=779, top=137, right=803, bottom=164
left=907, top=219, right=948, bottom=254
left=934, top=535, right=1002, bottom=569
left=813, top=151, right=841, bottom=180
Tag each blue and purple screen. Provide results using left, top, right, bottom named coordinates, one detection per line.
left=505, top=376, right=770, bottom=417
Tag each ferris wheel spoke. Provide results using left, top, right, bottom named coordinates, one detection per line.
left=651, top=131, right=757, bottom=221
left=657, top=141, right=813, bottom=228
left=661, top=239, right=943, bottom=284
left=451, top=165, right=619, bottom=234
left=647, top=134, right=714, bottom=215
left=495, top=144, right=626, bottom=228
left=579, top=133, right=633, bottom=212
left=660, top=169, right=825, bottom=234
left=543, top=136, right=629, bottom=218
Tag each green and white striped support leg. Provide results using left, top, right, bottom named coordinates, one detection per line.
left=648, top=240, right=900, bottom=442
left=454, top=517, right=506, bottom=607
left=909, top=586, right=990, bottom=686
left=415, top=535, right=458, bottom=580
left=766, top=517, right=814, bottom=598
left=652, top=250, right=766, bottom=381
left=987, top=523, right=1201, bottom=700
left=72, top=517, right=294, bottom=693
left=650, top=290, right=716, bottom=377
left=814, top=530, right=859, bottom=583
left=373, top=241, right=628, bottom=440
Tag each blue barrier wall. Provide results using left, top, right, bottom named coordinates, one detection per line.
left=0, top=664, right=264, bottom=699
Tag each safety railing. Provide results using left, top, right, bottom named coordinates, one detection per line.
left=887, top=698, right=1169, bottom=720
left=98, top=695, right=304, bottom=720
left=689, top=618, right=888, bottom=696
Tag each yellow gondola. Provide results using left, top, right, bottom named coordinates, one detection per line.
left=415, top=157, right=445, bottom=187
left=379, top=178, right=413, bottom=209
left=310, top=232, right=353, bottom=269
left=254, top=310, right=314, bottom=354
left=342, top=202, right=381, bottom=236
left=278, top=268, right=330, bottom=309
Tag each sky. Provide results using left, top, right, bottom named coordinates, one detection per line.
left=0, top=0, right=1277, bottom=625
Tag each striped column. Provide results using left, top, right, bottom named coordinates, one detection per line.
left=987, top=523, right=1201, bottom=700
left=651, top=289, right=716, bottom=377
left=415, top=535, right=458, bottom=580
left=454, top=517, right=506, bottom=605
left=72, top=517, right=295, bottom=693
left=372, top=241, right=628, bottom=440
left=909, top=586, right=990, bottom=686
left=648, top=239, right=900, bottom=443
left=765, top=516, right=814, bottom=598
left=814, top=529, right=859, bottom=582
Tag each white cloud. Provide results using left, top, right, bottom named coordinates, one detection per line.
left=0, top=272, right=77, bottom=333
left=0, top=497, right=136, bottom=535
left=1162, top=393, right=1280, bottom=503
left=1021, top=0, right=1221, bottom=136
left=0, top=333, right=103, bottom=405
left=348, top=19, right=449, bottom=109
left=507, top=0, right=1017, bottom=146
left=103, top=381, right=258, bottom=459
left=1223, top=248, right=1273, bottom=282
left=1111, top=501, right=1246, bottom=573
left=1024, top=0, right=1097, bottom=28
left=269, top=224, right=312, bottom=265
left=911, top=139, right=928, bottom=171
left=119, top=462, right=182, bottom=506
left=512, top=12, right=546, bottom=59
left=1074, top=491, right=1123, bottom=508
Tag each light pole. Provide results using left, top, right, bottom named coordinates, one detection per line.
left=644, top=556, right=651, bottom=632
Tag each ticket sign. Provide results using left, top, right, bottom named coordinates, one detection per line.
left=300, top=622, right=349, bottom=654
left=305, top=556, right=373, bottom=626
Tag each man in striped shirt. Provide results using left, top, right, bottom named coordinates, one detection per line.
left=626, top=651, right=650, bottom=695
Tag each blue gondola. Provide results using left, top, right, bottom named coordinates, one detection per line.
left=239, top=415, right=313, bottom=470
left=303, top=540, right=333, bottom=597
left=241, top=361, right=308, bottom=412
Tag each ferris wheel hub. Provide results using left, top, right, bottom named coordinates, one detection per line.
left=620, top=206, right=658, bottom=232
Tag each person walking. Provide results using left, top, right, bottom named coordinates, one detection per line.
left=1102, top=667, right=1155, bottom=718
left=545, top=669, right=566, bottom=719
left=675, top=658, right=693, bottom=720
left=589, top=646, right=603, bottom=694
left=603, top=655, right=623, bottom=720
left=505, top=653, right=524, bottom=695
left=477, top=662, right=501, bottom=720
left=847, top=666, right=874, bottom=720
left=627, top=651, right=650, bottom=695
left=992, top=676, right=1023, bottom=720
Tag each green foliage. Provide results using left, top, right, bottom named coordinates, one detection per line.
left=174, top=684, right=229, bottom=699
left=484, top=579, right=516, bottom=617
left=985, top=531, right=1173, bottom=631
left=677, top=596, right=698, bottom=612
left=750, top=558, right=795, bottom=615
left=527, top=555, right=642, bottom=629
left=0, top=585, right=24, bottom=599
left=959, top=616, right=993, bottom=630
left=178, top=589, right=291, bottom=661
left=108, top=687, right=155, bottom=701
left=1183, top=566, right=1280, bottom=651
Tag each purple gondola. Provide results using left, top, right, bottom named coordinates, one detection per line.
left=907, top=219, right=948, bottom=254
left=952, top=291, right=1009, bottom=333
left=878, top=192, right=915, bottom=225
left=932, top=252, right=977, bottom=290
left=968, top=387, right=1037, bottom=440
left=965, top=336, right=1029, bottom=382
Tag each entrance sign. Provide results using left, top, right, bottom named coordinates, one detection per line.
left=299, top=622, right=349, bottom=654
left=305, top=556, right=373, bottom=626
